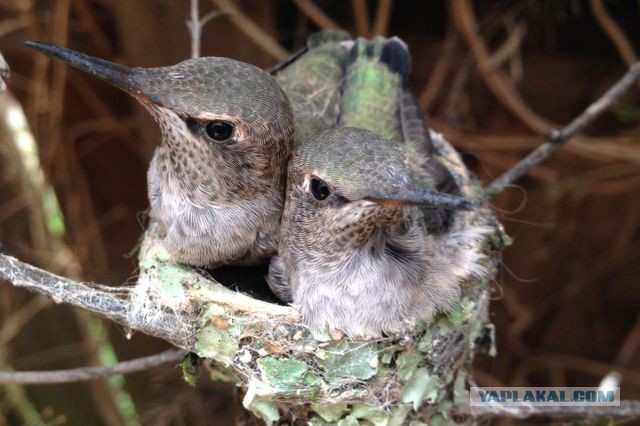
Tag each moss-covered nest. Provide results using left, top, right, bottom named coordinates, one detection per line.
left=131, top=131, right=507, bottom=424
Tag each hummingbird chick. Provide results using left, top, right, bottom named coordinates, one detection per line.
left=26, top=41, right=293, bottom=267
left=268, top=37, right=487, bottom=337
left=268, top=128, right=485, bottom=337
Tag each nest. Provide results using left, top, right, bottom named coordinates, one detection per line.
left=131, top=132, right=507, bottom=424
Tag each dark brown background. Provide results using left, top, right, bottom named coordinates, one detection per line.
left=0, top=0, right=639, bottom=424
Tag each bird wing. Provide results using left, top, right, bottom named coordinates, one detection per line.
left=271, top=30, right=352, bottom=145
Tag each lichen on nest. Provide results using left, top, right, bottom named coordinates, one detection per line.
left=129, top=131, right=507, bottom=424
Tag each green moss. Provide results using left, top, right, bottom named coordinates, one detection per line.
left=388, top=404, right=411, bottom=426
left=155, top=264, right=189, bottom=300
left=312, top=402, right=349, bottom=422
left=401, top=368, right=439, bottom=410
left=194, top=324, right=237, bottom=366
left=448, top=298, right=476, bottom=327
left=246, top=398, right=280, bottom=424
left=317, top=341, right=379, bottom=381
left=181, top=353, right=199, bottom=387
left=257, top=357, right=321, bottom=393
left=343, top=404, right=389, bottom=426
left=396, top=351, right=422, bottom=381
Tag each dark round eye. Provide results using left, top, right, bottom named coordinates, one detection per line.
left=310, top=178, right=330, bottom=201
left=205, top=120, right=234, bottom=141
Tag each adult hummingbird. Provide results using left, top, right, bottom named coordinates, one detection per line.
left=268, top=38, right=486, bottom=337
left=26, top=41, right=293, bottom=268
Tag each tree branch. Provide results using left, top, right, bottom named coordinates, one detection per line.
left=352, top=0, right=370, bottom=37
left=293, top=0, right=341, bottom=31
left=371, top=0, right=392, bottom=37
left=210, top=0, right=289, bottom=60
left=486, top=62, right=640, bottom=195
left=0, top=253, right=196, bottom=348
left=0, top=350, right=187, bottom=384
left=451, top=0, right=554, bottom=134
left=187, top=0, right=228, bottom=59
left=590, top=0, right=638, bottom=67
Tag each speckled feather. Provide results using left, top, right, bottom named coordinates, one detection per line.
left=269, top=37, right=482, bottom=337
left=27, top=41, right=294, bottom=267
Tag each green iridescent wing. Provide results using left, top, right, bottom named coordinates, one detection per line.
left=339, top=36, right=459, bottom=230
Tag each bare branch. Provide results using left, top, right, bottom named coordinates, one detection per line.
left=187, top=0, right=228, bottom=59
left=210, top=0, right=289, bottom=61
left=590, top=0, right=638, bottom=67
left=0, top=253, right=196, bottom=348
left=487, top=62, right=640, bottom=195
left=451, top=0, right=554, bottom=133
left=0, top=350, right=187, bottom=384
left=293, top=0, right=341, bottom=31
left=455, top=400, right=640, bottom=419
left=352, top=0, right=370, bottom=37
left=189, top=0, right=201, bottom=59
left=371, top=0, right=392, bottom=37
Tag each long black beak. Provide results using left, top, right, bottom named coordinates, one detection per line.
left=366, top=187, right=477, bottom=211
left=25, top=41, right=153, bottom=103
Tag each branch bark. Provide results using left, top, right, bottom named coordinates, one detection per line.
left=0, top=252, right=196, bottom=348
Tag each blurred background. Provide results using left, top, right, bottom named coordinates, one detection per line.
left=0, top=0, right=638, bottom=424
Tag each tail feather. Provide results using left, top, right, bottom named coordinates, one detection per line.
left=344, top=36, right=411, bottom=80
left=380, top=37, right=412, bottom=79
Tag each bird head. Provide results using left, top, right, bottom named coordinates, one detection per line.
left=26, top=41, right=293, bottom=203
left=283, top=127, right=475, bottom=247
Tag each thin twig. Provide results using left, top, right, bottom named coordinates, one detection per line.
left=0, top=350, right=187, bottom=384
left=210, top=0, right=289, bottom=61
left=0, top=296, right=49, bottom=346
left=187, top=0, right=228, bottom=59
left=451, top=0, right=554, bottom=134
left=371, top=0, right=392, bottom=37
left=486, top=23, right=526, bottom=70
left=419, top=23, right=457, bottom=111
left=189, top=0, right=201, bottom=59
left=0, top=15, right=30, bottom=39
left=293, top=0, right=341, bottom=30
left=454, top=400, right=640, bottom=419
left=486, top=62, right=640, bottom=195
left=590, top=0, right=638, bottom=67
left=352, top=0, right=370, bottom=37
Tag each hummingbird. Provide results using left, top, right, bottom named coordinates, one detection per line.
left=26, top=41, right=294, bottom=268
left=268, top=38, right=486, bottom=337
